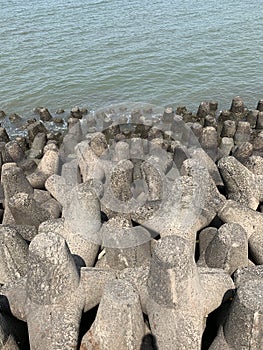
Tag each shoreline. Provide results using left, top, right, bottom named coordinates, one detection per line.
left=0, top=96, right=262, bottom=139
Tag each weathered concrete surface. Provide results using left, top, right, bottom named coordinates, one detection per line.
left=218, top=156, right=263, bottom=210
left=218, top=199, right=263, bottom=264
left=210, top=280, right=263, bottom=350
left=80, top=279, right=145, bottom=350
left=199, top=223, right=248, bottom=275
left=146, top=235, right=234, bottom=350
left=0, top=225, right=28, bottom=284
left=0, top=100, right=263, bottom=349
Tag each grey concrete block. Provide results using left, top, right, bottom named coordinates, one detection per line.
left=197, top=227, right=218, bottom=267
left=132, top=159, right=225, bottom=252
left=232, top=141, right=253, bottom=163
left=27, top=132, right=46, bottom=159
left=218, top=156, right=263, bottom=210
left=26, top=231, right=82, bottom=350
left=101, top=222, right=151, bottom=269
left=62, top=183, right=101, bottom=266
left=188, top=147, right=223, bottom=186
left=1, top=163, right=34, bottom=225
left=81, top=279, right=145, bottom=350
left=224, top=280, right=263, bottom=349
left=5, top=140, right=25, bottom=164
left=110, top=159, right=134, bottom=201
left=27, top=147, right=60, bottom=189
left=218, top=200, right=263, bottom=264
left=219, top=137, right=234, bottom=157
left=199, top=126, right=218, bottom=161
left=8, top=192, right=50, bottom=228
left=146, top=235, right=234, bottom=349
left=75, top=139, right=106, bottom=182
left=0, top=225, right=28, bottom=284
left=234, top=121, right=251, bottom=145
left=45, top=174, right=73, bottom=207
left=61, top=158, right=81, bottom=185
left=203, top=223, right=248, bottom=275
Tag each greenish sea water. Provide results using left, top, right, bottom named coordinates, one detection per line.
left=0, top=0, right=262, bottom=118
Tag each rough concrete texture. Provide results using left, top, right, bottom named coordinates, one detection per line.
left=218, top=156, right=263, bottom=210
left=146, top=235, right=233, bottom=349
left=199, top=223, right=248, bottom=275
left=0, top=225, right=28, bottom=284
left=1, top=163, right=34, bottom=224
left=218, top=199, right=263, bottom=264
left=8, top=192, right=51, bottom=228
left=80, top=279, right=145, bottom=350
left=210, top=280, right=263, bottom=349
left=27, top=146, right=60, bottom=189
left=0, top=99, right=262, bottom=349
left=2, top=231, right=116, bottom=350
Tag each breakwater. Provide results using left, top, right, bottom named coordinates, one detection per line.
left=0, top=96, right=262, bottom=349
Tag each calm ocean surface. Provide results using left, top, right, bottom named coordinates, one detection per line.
left=0, top=0, right=262, bottom=118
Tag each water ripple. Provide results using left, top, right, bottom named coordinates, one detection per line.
left=0, top=0, right=262, bottom=116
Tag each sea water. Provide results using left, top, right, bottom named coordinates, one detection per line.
left=0, top=0, right=262, bottom=117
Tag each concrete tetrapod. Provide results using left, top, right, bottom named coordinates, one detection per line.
left=61, top=158, right=81, bottom=185
left=209, top=280, right=263, bottom=349
left=219, top=137, right=234, bottom=157
left=27, top=144, right=60, bottom=189
left=218, top=156, right=263, bottom=210
left=4, top=140, right=25, bottom=164
left=188, top=147, right=223, bottom=186
left=8, top=192, right=51, bottom=228
left=1, top=163, right=34, bottom=225
left=132, top=159, right=225, bottom=252
left=233, top=265, right=263, bottom=288
left=146, top=235, right=234, bottom=350
left=80, top=279, right=145, bottom=350
left=63, top=182, right=101, bottom=266
left=60, top=118, right=83, bottom=157
left=109, top=159, right=134, bottom=202
left=46, top=173, right=104, bottom=266
left=45, top=174, right=74, bottom=208
left=75, top=133, right=108, bottom=183
left=0, top=225, right=28, bottom=284
left=218, top=199, right=263, bottom=264
left=197, top=227, right=218, bottom=267
left=1, top=231, right=116, bottom=350
left=98, top=218, right=152, bottom=269
left=27, top=132, right=46, bottom=159
left=245, top=155, right=263, bottom=175
left=199, top=126, right=219, bottom=161
left=26, top=231, right=82, bottom=349
left=198, top=223, right=248, bottom=275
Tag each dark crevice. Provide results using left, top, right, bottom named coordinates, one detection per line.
left=209, top=215, right=224, bottom=229
left=0, top=296, right=30, bottom=349
left=140, top=334, right=159, bottom=350
left=7, top=316, right=29, bottom=350
left=140, top=313, right=158, bottom=350
left=256, top=202, right=263, bottom=213
left=195, top=227, right=205, bottom=262
left=77, top=305, right=99, bottom=349
left=217, top=184, right=226, bottom=196
left=101, top=211, right=108, bottom=224
left=248, top=245, right=258, bottom=265
left=201, top=291, right=234, bottom=349
left=131, top=219, right=140, bottom=227
left=153, top=234, right=161, bottom=241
